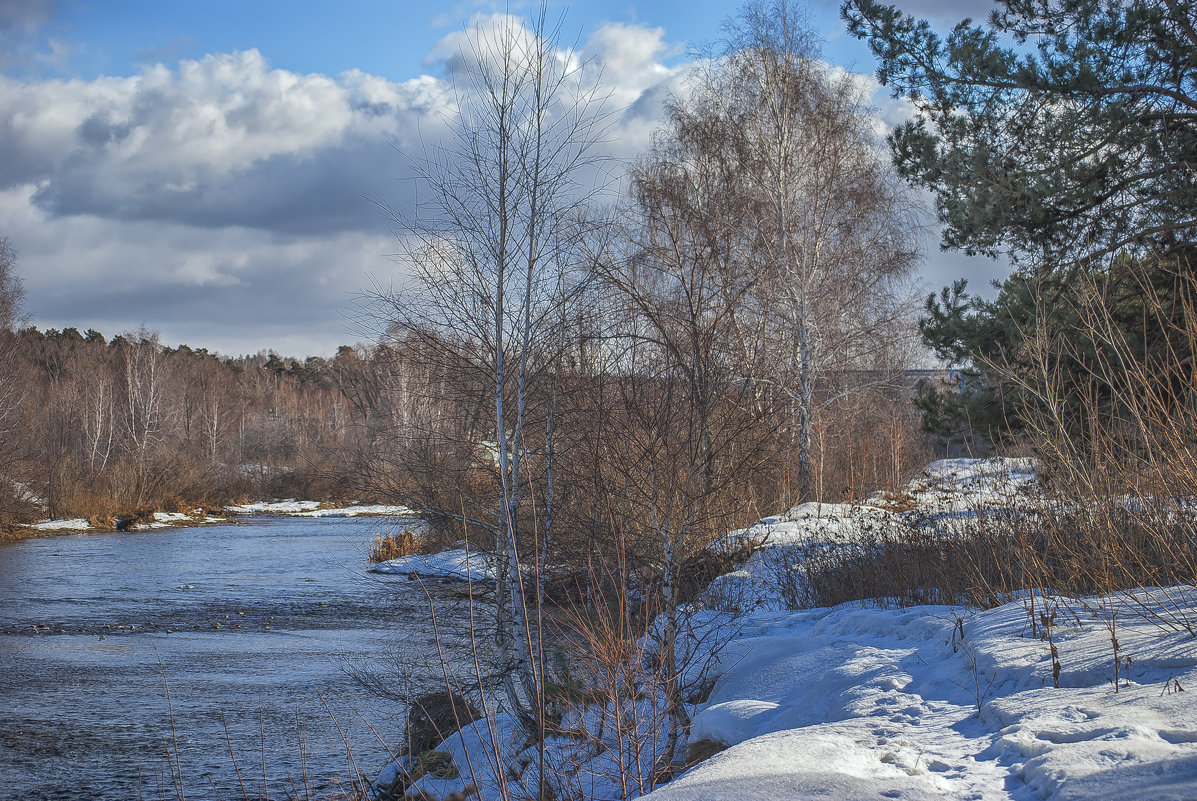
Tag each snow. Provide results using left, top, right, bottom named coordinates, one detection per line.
left=376, top=589, right=1197, bottom=801
left=705, top=457, right=1043, bottom=612
left=294, top=503, right=415, bottom=517
left=29, top=518, right=91, bottom=531
left=372, top=458, right=1197, bottom=801
left=895, top=456, right=1042, bottom=519
left=369, top=548, right=497, bottom=583
left=142, top=511, right=225, bottom=528
left=29, top=510, right=224, bottom=532
left=653, top=589, right=1197, bottom=801
left=224, top=499, right=415, bottom=517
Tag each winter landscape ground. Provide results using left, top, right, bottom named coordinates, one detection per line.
left=371, top=459, right=1197, bottom=801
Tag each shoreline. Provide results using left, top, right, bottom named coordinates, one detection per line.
left=1, top=500, right=417, bottom=543
left=370, top=458, right=1197, bottom=801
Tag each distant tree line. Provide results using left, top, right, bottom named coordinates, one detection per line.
left=0, top=303, right=405, bottom=526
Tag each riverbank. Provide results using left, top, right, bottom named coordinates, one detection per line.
left=0, top=509, right=226, bottom=543
left=373, top=459, right=1197, bottom=801
left=2, top=499, right=416, bottom=543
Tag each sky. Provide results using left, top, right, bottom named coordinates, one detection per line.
left=0, top=0, right=1004, bottom=358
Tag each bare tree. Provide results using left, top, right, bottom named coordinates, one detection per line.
left=116, top=330, right=167, bottom=507
left=371, top=7, right=609, bottom=742
left=572, top=6, right=924, bottom=774
left=590, top=144, right=783, bottom=773
left=668, top=0, right=923, bottom=503
left=0, top=234, right=25, bottom=523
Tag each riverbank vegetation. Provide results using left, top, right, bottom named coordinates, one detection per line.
left=0, top=315, right=403, bottom=530
left=2, top=0, right=1195, bottom=796
left=359, top=0, right=1197, bottom=796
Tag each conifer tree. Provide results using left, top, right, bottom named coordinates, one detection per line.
left=843, top=0, right=1197, bottom=443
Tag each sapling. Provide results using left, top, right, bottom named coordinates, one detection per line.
left=1106, top=611, right=1133, bottom=693
left=948, top=613, right=994, bottom=714
left=1039, top=606, right=1061, bottom=688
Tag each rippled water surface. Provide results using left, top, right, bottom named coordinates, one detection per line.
left=0, top=517, right=435, bottom=800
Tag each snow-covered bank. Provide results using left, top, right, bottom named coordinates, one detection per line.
left=23, top=509, right=225, bottom=534
left=225, top=499, right=416, bottom=517
left=705, top=457, right=1045, bottom=613
left=14, top=499, right=415, bottom=538
left=27, top=517, right=92, bottom=531
left=369, top=548, right=497, bottom=583
left=653, top=590, right=1197, bottom=801
left=377, top=588, right=1197, bottom=801
left=373, top=459, right=1197, bottom=801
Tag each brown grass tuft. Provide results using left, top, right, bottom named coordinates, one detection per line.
left=369, top=529, right=421, bottom=563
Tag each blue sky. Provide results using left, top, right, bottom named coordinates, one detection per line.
left=12, top=1, right=880, bottom=80
left=0, top=0, right=1003, bottom=357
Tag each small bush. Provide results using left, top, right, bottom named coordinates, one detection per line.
left=87, top=513, right=118, bottom=531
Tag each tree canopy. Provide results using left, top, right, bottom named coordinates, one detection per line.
left=843, top=0, right=1197, bottom=269
left=842, top=0, right=1197, bottom=446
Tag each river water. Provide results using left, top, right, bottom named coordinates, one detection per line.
left=0, top=516, right=444, bottom=800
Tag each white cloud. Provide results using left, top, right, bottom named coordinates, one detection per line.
left=0, top=17, right=995, bottom=356
left=1, top=182, right=400, bottom=355
left=0, top=49, right=458, bottom=229
left=0, top=22, right=688, bottom=354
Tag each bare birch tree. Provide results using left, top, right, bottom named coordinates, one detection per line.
left=371, top=8, right=609, bottom=740
left=670, top=0, right=923, bottom=503
left=117, top=330, right=166, bottom=507
left=580, top=5, right=923, bottom=772
left=0, top=235, right=24, bottom=523
left=591, top=135, right=782, bottom=773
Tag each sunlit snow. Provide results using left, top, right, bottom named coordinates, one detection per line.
left=374, top=458, right=1197, bottom=801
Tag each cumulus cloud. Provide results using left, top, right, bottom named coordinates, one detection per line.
left=580, top=22, right=692, bottom=159
left=0, top=19, right=685, bottom=354
left=0, top=18, right=680, bottom=236
left=0, top=50, right=457, bottom=232
left=0, top=182, right=400, bottom=355
left=0, top=13, right=1002, bottom=356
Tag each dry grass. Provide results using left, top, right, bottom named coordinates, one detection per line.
left=369, top=529, right=421, bottom=564
left=780, top=501, right=1197, bottom=616
left=781, top=257, right=1197, bottom=629
left=0, top=523, right=44, bottom=543
left=87, top=513, right=118, bottom=531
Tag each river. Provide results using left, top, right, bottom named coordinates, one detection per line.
left=0, top=516, right=445, bottom=800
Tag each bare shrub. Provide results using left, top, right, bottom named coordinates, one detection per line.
left=811, top=382, right=934, bottom=502
left=989, top=255, right=1197, bottom=629
left=538, top=568, right=738, bottom=800
left=768, top=254, right=1197, bottom=628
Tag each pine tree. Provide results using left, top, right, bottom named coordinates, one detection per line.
left=843, top=0, right=1197, bottom=443
left=844, top=0, right=1197, bottom=267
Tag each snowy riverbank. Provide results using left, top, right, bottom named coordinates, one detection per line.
left=224, top=499, right=416, bottom=517
left=23, top=509, right=226, bottom=534
left=370, top=548, right=497, bottom=583
left=16, top=499, right=414, bottom=537
left=374, top=459, right=1197, bottom=801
